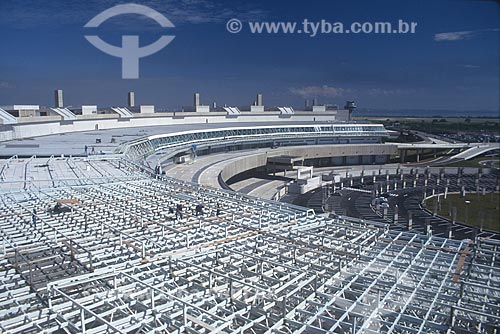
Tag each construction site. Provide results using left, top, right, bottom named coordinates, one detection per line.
left=0, top=155, right=499, bottom=333
left=1, top=0, right=499, bottom=330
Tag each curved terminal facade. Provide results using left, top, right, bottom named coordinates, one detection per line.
left=0, top=120, right=498, bottom=334
left=121, top=124, right=388, bottom=161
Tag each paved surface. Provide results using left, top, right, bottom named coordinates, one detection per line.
left=0, top=156, right=142, bottom=192
left=163, top=147, right=291, bottom=198
left=163, top=149, right=258, bottom=184
left=449, top=144, right=500, bottom=160
left=162, top=147, right=401, bottom=199
left=0, top=121, right=322, bottom=157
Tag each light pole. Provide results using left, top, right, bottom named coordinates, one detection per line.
left=464, top=200, right=471, bottom=224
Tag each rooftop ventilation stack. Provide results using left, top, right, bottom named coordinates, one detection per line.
left=194, top=93, right=200, bottom=107
left=128, top=92, right=135, bottom=108
left=54, top=89, right=64, bottom=108
left=251, top=93, right=264, bottom=112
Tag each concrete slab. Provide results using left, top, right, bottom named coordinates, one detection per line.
left=0, top=121, right=321, bottom=157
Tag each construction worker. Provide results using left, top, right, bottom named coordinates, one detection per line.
left=195, top=203, right=205, bottom=216
left=175, top=203, right=183, bottom=220
left=32, top=209, right=37, bottom=227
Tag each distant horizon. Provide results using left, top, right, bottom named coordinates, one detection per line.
left=355, top=108, right=499, bottom=118
left=3, top=98, right=498, bottom=118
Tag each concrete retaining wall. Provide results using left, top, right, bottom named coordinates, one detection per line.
left=220, top=144, right=398, bottom=183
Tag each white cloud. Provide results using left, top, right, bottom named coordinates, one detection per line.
left=434, top=28, right=499, bottom=42
left=457, top=64, right=480, bottom=69
left=434, top=31, right=475, bottom=41
left=367, top=88, right=416, bottom=96
left=0, top=0, right=267, bottom=27
left=290, top=85, right=418, bottom=99
left=289, top=85, right=352, bottom=98
left=0, top=81, right=13, bottom=89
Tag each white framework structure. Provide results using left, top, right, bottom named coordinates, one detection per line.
left=0, top=156, right=498, bottom=333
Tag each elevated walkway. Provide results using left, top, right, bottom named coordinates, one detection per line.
left=278, top=107, right=294, bottom=114
left=223, top=107, right=241, bottom=115
left=50, top=108, right=77, bottom=120
left=0, top=108, right=17, bottom=124
left=449, top=144, right=500, bottom=160
left=110, top=107, right=134, bottom=118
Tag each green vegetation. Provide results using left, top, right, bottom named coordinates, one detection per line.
left=356, top=116, right=500, bottom=136
left=427, top=193, right=500, bottom=232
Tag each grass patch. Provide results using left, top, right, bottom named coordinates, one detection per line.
left=426, top=193, right=500, bottom=232
left=356, top=116, right=500, bottom=136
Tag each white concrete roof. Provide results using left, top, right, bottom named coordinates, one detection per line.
left=1, top=105, right=40, bottom=110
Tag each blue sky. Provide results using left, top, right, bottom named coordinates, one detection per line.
left=0, top=0, right=499, bottom=112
